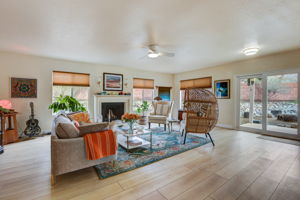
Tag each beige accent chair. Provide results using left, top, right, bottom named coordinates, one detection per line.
left=148, top=101, right=174, bottom=131
left=51, top=113, right=117, bottom=185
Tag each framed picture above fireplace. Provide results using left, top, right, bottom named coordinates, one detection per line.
left=103, top=73, right=123, bottom=91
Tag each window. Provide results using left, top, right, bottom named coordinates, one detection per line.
left=133, top=78, right=154, bottom=113
left=180, top=90, right=185, bottom=109
left=133, top=89, right=154, bottom=111
left=179, top=76, right=212, bottom=109
left=52, top=71, right=90, bottom=110
left=180, top=77, right=212, bottom=90
left=52, top=86, right=89, bottom=109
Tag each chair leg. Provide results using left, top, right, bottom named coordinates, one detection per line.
left=164, top=124, right=166, bottom=131
left=183, top=130, right=188, bottom=144
left=205, top=133, right=207, bottom=138
left=51, top=174, right=56, bottom=186
left=181, top=129, right=184, bottom=137
left=207, top=133, right=215, bottom=146
left=148, top=123, right=151, bottom=129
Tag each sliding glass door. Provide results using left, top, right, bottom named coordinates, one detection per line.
left=237, top=70, right=300, bottom=139
left=266, top=73, right=298, bottom=135
left=239, top=76, right=263, bottom=130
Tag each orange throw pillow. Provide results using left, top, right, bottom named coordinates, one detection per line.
left=68, top=112, right=91, bottom=124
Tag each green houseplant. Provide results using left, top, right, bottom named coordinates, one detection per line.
left=136, top=101, right=150, bottom=125
left=0, top=106, right=10, bottom=113
left=49, top=95, right=87, bottom=113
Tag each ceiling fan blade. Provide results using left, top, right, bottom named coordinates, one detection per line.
left=160, top=52, right=175, bottom=57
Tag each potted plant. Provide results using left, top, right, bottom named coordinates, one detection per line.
left=49, top=95, right=87, bottom=113
left=0, top=106, right=10, bottom=113
left=136, top=101, right=150, bottom=125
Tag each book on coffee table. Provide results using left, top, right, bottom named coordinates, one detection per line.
left=127, top=138, right=143, bottom=146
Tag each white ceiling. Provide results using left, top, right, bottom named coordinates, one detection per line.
left=0, top=0, right=300, bottom=73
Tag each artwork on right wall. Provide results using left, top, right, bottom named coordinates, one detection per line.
left=214, top=79, right=230, bottom=99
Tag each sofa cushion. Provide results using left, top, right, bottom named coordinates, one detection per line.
left=56, top=123, right=80, bottom=139
left=68, top=112, right=91, bottom=124
left=78, top=122, right=109, bottom=136
left=52, top=113, right=74, bottom=136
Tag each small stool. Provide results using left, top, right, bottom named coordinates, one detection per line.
left=3, top=112, right=19, bottom=144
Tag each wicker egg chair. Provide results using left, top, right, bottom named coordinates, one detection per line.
left=183, top=88, right=219, bottom=145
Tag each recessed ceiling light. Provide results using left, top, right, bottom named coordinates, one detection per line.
left=148, top=52, right=160, bottom=58
left=243, top=47, right=260, bottom=56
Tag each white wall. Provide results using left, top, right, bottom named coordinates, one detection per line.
left=173, top=49, right=300, bottom=128
left=0, top=52, right=173, bottom=134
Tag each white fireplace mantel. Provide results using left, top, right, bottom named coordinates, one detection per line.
left=94, top=95, right=132, bottom=122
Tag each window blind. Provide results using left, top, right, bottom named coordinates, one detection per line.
left=133, top=78, right=154, bottom=89
left=52, top=71, right=90, bottom=87
left=180, top=77, right=212, bottom=89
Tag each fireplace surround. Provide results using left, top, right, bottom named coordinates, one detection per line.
left=94, top=95, right=132, bottom=122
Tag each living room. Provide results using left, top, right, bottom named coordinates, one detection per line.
left=1, top=1, right=300, bottom=200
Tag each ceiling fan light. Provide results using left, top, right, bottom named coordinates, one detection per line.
left=148, top=52, right=160, bottom=58
left=243, top=47, right=260, bottom=56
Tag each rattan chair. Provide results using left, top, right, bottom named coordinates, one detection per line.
left=183, top=88, right=219, bottom=145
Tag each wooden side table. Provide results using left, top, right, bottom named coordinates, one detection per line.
left=3, top=112, right=19, bottom=144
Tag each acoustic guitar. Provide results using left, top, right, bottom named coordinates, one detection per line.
left=24, top=102, right=41, bottom=137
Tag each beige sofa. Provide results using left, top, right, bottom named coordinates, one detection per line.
left=51, top=113, right=117, bottom=184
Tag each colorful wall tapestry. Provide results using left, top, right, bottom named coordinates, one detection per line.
left=11, top=78, right=37, bottom=98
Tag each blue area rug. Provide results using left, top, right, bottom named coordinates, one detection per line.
left=94, top=128, right=210, bottom=178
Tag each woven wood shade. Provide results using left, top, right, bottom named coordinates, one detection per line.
left=53, top=71, right=90, bottom=87
left=180, top=77, right=212, bottom=89
left=184, top=88, right=219, bottom=134
left=133, top=78, right=154, bottom=89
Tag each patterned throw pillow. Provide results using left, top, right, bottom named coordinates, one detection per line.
left=56, top=123, right=80, bottom=139
left=68, top=112, right=91, bottom=124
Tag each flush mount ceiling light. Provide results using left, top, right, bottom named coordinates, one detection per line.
left=243, top=47, right=260, bottom=56
left=147, top=52, right=160, bottom=58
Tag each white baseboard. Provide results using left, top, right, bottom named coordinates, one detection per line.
left=216, top=124, right=234, bottom=129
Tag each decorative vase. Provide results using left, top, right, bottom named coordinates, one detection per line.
left=128, top=121, right=135, bottom=134
left=138, top=116, right=147, bottom=125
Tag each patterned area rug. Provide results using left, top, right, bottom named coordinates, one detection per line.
left=95, top=128, right=210, bottom=178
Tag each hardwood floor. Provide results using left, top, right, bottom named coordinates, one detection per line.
left=0, top=128, right=299, bottom=200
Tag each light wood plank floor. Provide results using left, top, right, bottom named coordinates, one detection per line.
left=0, top=128, right=299, bottom=200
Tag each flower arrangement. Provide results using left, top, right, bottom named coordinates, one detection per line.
left=121, top=113, right=140, bottom=134
left=122, top=113, right=140, bottom=122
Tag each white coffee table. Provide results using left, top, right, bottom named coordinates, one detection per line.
left=117, top=127, right=153, bottom=152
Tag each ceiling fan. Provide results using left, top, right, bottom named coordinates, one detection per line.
left=146, top=44, right=175, bottom=58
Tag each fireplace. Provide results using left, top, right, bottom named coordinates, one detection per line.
left=101, top=102, right=125, bottom=122
left=94, top=95, right=131, bottom=122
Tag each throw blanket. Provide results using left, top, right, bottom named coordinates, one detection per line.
left=83, top=130, right=117, bottom=160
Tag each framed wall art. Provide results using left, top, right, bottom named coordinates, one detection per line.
left=103, top=73, right=123, bottom=91
left=214, top=79, right=230, bottom=99
left=11, top=77, right=37, bottom=98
